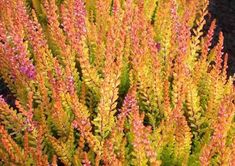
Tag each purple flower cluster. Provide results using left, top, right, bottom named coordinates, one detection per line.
left=11, top=32, right=36, bottom=80
left=74, top=0, right=87, bottom=39
left=19, top=61, right=36, bottom=79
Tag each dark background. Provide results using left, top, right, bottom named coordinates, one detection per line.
left=209, top=0, right=235, bottom=76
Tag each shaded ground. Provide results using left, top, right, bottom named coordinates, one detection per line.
left=0, top=78, right=16, bottom=108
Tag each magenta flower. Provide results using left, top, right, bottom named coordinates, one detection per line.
left=11, top=32, right=36, bottom=80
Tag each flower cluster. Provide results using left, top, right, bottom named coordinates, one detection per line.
left=0, top=0, right=234, bottom=165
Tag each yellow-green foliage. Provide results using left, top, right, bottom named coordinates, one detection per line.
left=0, top=0, right=234, bottom=165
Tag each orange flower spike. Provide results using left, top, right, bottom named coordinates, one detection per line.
left=200, top=96, right=235, bottom=165
left=132, top=112, right=156, bottom=164
left=170, top=0, right=180, bottom=42
left=61, top=0, right=87, bottom=55
left=214, top=32, right=224, bottom=76
left=82, top=152, right=91, bottom=166
left=0, top=22, right=6, bottom=47
left=0, top=125, right=24, bottom=164
left=61, top=2, right=76, bottom=48
left=64, top=65, right=77, bottom=95
left=169, top=85, right=192, bottom=164
left=14, top=93, right=35, bottom=132
left=222, top=53, right=228, bottom=83
left=127, top=90, right=157, bottom=164
left=26, top=92, right=35, bottom=132
left=112, top=0, right=121, bottom=17
left=199, top=145, right=212, bottom=166
left=179, top=11, right=191, bottom=57
left=37, top=74, right=51, bottom=110
left=51, top=155, right=57, bottom=166
left=201, top=19, right=216, bottom=61
left=93, top=2, right=124, bottom=145
left=147, top=27, right=160, bottom=57
left=103, top=90, right=135, bottom=163
left=35, top=126, right=49, bottom=166
left=103, top=90, right=138, bottom=164
left=74, top=0, right=87, bottom=40
left=51, top=58, right=67, bottom=94
left=170, top=1, right=189, bottom=86
left=70, top=94, right=91, bottom=132
left=117, top=91, right=135, bottom=130
left=229, top=138, right=235, bottom=165
left=0, top=21, right=34, bottom=86
left=105, top=29, right=117, bottom=70
left=103, top=139, right=120, bottom=165
left=1, top=3, right=37, bottom=80
left=43, top=0, right=67, bottom=52
left=189, top=0, right=209, bottom=70
left=96, top=0, right=110, bottom=36
left=213, top=98, right=234, bottom=162
left=113, top=1, right=126, bottom=66
left=122, top=0, right=133, bottom=30
left=16, top=1, right=53, bottom=71
left=0, top=96, right=25, bottom=133
left=174, top=111, right=192, bottom=163
left=130, top=8, right=144, bottom=72
left=46, top=135, right=72, bottom=165
left=9, top=28, right=36, bottom=80
left=61, top=0, right=85, bottom=59
left=71, top=94, right=100, bottom=154
left=61, top=1, right=101, bottom=90
left=163, top=79, right=171, bottom=118
left=23, top=131, right=29, bottom=158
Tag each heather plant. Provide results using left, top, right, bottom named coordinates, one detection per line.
left=0, top=0, right=234, bottom=165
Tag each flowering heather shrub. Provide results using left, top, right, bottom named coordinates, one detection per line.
left=0, top=0, right=234, bottom=165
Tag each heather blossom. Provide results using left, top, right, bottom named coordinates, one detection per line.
left=0, top=0, right=234, bottom=165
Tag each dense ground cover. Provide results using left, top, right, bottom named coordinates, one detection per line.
left=0, top=0, right=234, bottom=165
